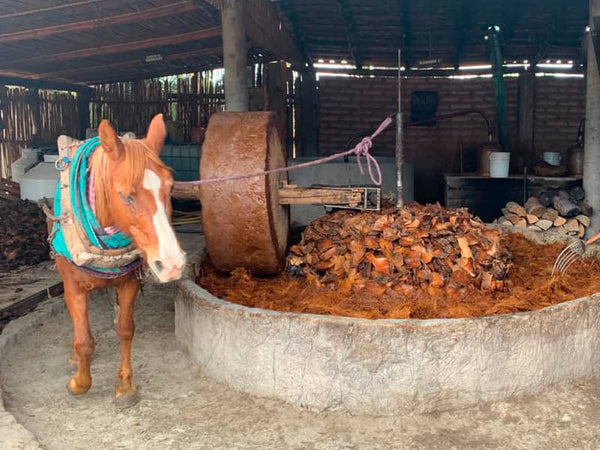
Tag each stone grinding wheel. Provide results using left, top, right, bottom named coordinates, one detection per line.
left=199, top=112, right=289, bottom=275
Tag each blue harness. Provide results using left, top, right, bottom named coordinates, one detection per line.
left=51, top=137, right=142, bottom=278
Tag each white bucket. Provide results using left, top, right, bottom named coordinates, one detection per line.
left=489, top=152, right=510, bottom=178
left=543, top=152, right=561, bottom=166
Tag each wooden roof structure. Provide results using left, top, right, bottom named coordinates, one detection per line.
left=0, top=0, right=590, bottom=91
left=276, top=0, right=589, bottom=69
left=0, top=0, right=302, bottom=90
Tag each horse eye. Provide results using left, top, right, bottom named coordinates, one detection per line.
left=120, top=193, right=135, bottom=205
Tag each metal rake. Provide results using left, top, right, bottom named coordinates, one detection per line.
left=552, top=231, right=600, bottom=276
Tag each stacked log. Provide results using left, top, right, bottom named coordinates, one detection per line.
left=0, top=199, right=50, bottom=272
left=495, top=187, right=591, bottom=238
left=287, top=204, right=512, bottom=293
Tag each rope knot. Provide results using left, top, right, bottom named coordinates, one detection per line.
left=353, top=135, right=382, bottom=186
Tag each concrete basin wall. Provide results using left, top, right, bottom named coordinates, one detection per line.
left=175, top=267, right=600, bottom=415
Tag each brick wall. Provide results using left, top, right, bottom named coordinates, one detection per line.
left=316, top=74, right=584, bottom=203
left=533, top=77, right=585, bottom=154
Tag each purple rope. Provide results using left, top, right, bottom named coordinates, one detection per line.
left=178, top=116, right=393, bottom=187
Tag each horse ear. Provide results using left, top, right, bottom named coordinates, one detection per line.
left=144, top=113, right=166, bottom=154
left=98, top=119, right=124, bottom=161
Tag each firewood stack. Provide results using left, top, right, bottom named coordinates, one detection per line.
left=287, top=204, right=512, bottom=293
left=494, top=187, right=592, bottom=238
left=0, top=199, right=50, bottom=272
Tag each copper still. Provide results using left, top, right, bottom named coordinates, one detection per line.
left=479, top=142, right=503, bottom=176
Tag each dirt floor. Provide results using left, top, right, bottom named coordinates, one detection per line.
left=4, top=232, right=600, bottom=449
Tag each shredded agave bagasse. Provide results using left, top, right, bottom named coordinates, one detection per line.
left=197, top=205, right=600, bottom=320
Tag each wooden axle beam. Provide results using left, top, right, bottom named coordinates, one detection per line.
left=172, top=181, right=376, bottom=210
left=278, top=183, right=363, bottom=206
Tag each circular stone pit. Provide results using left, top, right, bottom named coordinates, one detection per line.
left=175, top=229, right=600, bottom=415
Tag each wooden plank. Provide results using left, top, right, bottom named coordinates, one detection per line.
left=0, top=1, right=200, bottom=43
left=0, top=282, right=63, bottom=321
left=279, top=185, right=363, bottom=206
left=0, top=0, right=103, bottom=20
left=34, top=47, right=223, bottom=80
left=2, top=27, right=222, bottom=67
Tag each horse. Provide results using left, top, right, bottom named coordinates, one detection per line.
left=50, top=113, right=186, bottom=408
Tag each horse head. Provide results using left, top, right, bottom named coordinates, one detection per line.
left=94, top=114, right=186, bottom=282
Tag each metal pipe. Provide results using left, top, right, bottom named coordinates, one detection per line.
left=396, top=48, right=404, bottom=208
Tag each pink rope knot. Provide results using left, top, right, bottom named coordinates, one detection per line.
left=353, top=135, right=382, bottom=186
left=351, top=115, right=393, bottom=186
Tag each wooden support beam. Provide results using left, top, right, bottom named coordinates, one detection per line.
left=29, top=88, right=41, bottom=146
left=0, top=0, right=103, bottom=20
left=31, top=47, right=223, bottom=81
left=222, top=0, right=249, bottom=111
left=517, top=71, right=536, bottom=168
left=279, top=0, right=312, bottom=65
left=297, top=69, right=318, bottom=156
left=77, top=91, right=92, bottom=140
left=2, top=27, right=221, bottom=68
left=80, top=62, right=223, bottom=84
left=534, top=0, right=569, bottom=63
left=336, top=0, right=363, bottom=69
left=0, top=1, right=200, bottom=44
left=244, top=0, right=305, bottom=67
left=454, top=0, right=471, bottom=69
left=0, top=75, right=93, bottom=94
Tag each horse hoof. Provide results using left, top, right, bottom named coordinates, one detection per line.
left=114, top=388, right=139, bottom=410
left=66, top=377, right=91, bottom=396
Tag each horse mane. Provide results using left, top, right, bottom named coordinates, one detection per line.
left=91, top=139, right=170, bottom=225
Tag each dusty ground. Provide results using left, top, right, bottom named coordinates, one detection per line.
left=3, top=232, right=600, bottom=449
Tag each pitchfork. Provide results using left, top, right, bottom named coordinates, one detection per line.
left=552, top=230, right=600, bottom=276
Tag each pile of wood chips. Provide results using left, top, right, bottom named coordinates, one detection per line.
left=0, top=198, right=50, bottom=272
left=287, top=203, right=512, bottom=293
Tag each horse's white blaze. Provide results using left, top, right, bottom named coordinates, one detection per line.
left=143, top=169, right=185, bottom=273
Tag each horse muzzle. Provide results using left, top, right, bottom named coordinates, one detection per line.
left=149, top=253, right=186, bottom=283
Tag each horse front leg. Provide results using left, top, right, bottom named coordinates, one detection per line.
left=114, top=277, right=140, bottom=409
left=63, top=280, right=95, bottom=396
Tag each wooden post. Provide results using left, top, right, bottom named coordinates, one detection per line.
left=517, top=71, right=535, bottom=171
left=29, top=88, right=41, bottom=146
left=396, top=49, right=404, bottom=208
left=298, top=69, right=318, bottom=156
left=264, top=62, right=288, bottom=148
left=584, top=0, right=600, bottom=236
left=77, top=90, right=92, bottom=140
left=221, top=0, right=248, bottom=111
left=487, top=26, right=510, bottom=152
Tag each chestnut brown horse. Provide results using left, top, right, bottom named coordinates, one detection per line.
left=54, top=114, right=186, bottom=408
